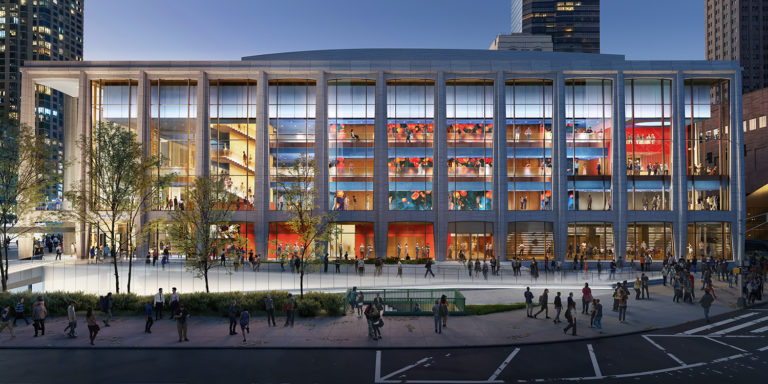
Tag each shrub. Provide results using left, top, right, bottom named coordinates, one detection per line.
left=464, top=303, right=529, bottom=316
left=297, top=297, right=321, bottom=317
left=303, top=291, right=344, bottom=316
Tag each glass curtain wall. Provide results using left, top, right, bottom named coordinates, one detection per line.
left=328, top=80, right=375, bottom=211
left=387, top=80, right=434, bottom=210
left=268, top=222, right=317, bottom=260
left=506, top=80, right=553, bottom=210
left=328, top=222, right=375, bottom=259
left=685, top=79, right=730, bottom=211
left=268, top=80, right=316, bottom=210
left=566, top=79, right=612, bottom=211
left=447, top=222, right=494, bottom=261
left=91, top=80, right=138, bottom=133
left=151, top=80, right=197, bottom=211
left=626, top=79, right=672, bottom=210
left=567, top=222, right=614, bottom=261
left=387, top=222, right=434, bottom=259
left=209, top=80, right=257, bottom=211
left=506, top=222, right=554, bottom=260
left=447, top=79, right=494, bottom=211
left=627, top=222, right=673, bottom=261
left=687, top=222, right=732, bottom=260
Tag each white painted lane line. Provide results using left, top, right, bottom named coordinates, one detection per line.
left=758, top=345, right=768, bottom=352
left=642, top=334, right=666, bottom=351
left=681, top=312, right=759, bottom=335
left=379, top=356, right=431, bottom=381
left=406, top=381, right=503, bottom=383
left=586, top=344, right=603, bottom=378
left=641, top=335, right=686, bottom=366
left=375, top=350, right=382, bottom=382
left=488, top=348, right=520, bottom=381
left=704, top=336, right=748, bottom=352
left=710, top=316, right=768, bottom=336
left=644, top=333, right=763, bottom=338
left=750, top=325, right=768, bottom=334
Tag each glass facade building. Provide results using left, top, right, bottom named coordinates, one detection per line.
left=19, top=49, right=745, bottom=266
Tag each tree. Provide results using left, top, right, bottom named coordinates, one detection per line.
left=65, top=121, right=165, bottom=294
left=278, top=154, right=337, bottom=298
left=0, top=119, right=56, bottom=292
left=167, top=176, right=241, bottom=293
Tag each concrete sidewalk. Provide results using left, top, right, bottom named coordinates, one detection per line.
left=0, top=281, right=745, bottom=349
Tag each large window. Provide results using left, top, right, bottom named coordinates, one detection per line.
left=627, top=222, right=673, bottom=261
left=210, top=80, right=257, bottom=211
left=506, top=222, right=553, bottom=260
left=506, top=80, right=553, bottom=211
left=387, top=222, right=434, bottom=259
left=625, top=79, right=672, bottom=211
left=328, top=222, right=375, bottom=259
left=268, top=80, right=316, bottom=210
left=447, top=79, right=494, bottom=211
left=567, top=222, right=614, bottom=260
left=387, top=80, right=434, bottom=210
left=329, top=80, right=375, bottom=211
left=91, top=79, right=138, bottom=133
left=150, top=80, right=197, bottom=211
left=447, top=222, right=493, bottom=261
left=268, top=222, right=318, bottom=260
left=566, top=79, right=612, bottom=211
left=687, top=222, right=732, bottom=260
left=685, top=79, right=730, bottom=211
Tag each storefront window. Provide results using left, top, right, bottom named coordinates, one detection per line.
left=567, top=222, right=614, bottom=260
left=269, top=80, right=316, bottom=210
left=506, top=222, right=554, bottom=260
left=329, top=80, right=375, bottom=210
left=447, top=79, right=494, bottom=211
left=687, top=222, right=732, bottom=260
left=626, top=79, right=672, bottom=210
left=626, top=222, right=673, bottom=261
left=328, top=222, right=374, bottom=259
left=387, top=222, right=434, bottom=259
left=506, top=80, right=553, bottom=211
left=566, top=79, right=612, bottom=211
left=447, top=222, right=493, bottom=260
left=210, top=80, right=257, bottom=211
left=685, top=79, right=730, bottom=211
left=387, top=80, right=434, bottom=210
left=268, top=222, right=318, bottom=260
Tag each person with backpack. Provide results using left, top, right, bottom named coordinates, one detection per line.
left=524, top=287, right=534, bottom=318
left=533, top=289, right=550, bottom=319
left=563, top=302, right=576, bottom=336
left=144, top=301, right=153, bottom=333
left=283, top=293, right=296, bottom=327
left=32, top=296, right=47, bottom=337
left=239, top=308, right=250, bottom=343
left=100, top=292, right=113, bottom=327
left=85, top=306, right=99, bottom=346
left=264, top=294, right=276, bottom=326
left=228, top=300, right=238, bottom=335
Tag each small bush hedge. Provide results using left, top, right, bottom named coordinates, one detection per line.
left=465, top=303, right=529, bottom=316
left=0, top=291, right=343, bottom=318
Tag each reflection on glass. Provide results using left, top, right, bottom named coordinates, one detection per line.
left=447, top=222, right=493, bottom=261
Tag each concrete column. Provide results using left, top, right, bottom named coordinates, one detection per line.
left=730, top=73, right=745, bottom=264
left=136, top=71, right=150, bottom=260
left=195, top=72, right=209, bottom=178
left=672, top=71, right=688, bottom=259
left=315, top=72, right=328, bottom=217
left=553, top=72, right=568, bottom=262
left=614, top=73, right=627, bottom=263
left=254, top=72, right=268, bottom=257
left=374, top=71, right=389, bottom=258
left=494, top=71, right=507, bottom=262
left=75, top=72, right=90, bottom=259
left=18, top=74, right=37, bottom=259
left=435, top=72, right=448, bottom=261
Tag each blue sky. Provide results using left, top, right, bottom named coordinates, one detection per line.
left=84, top=0, right=703, bottom=61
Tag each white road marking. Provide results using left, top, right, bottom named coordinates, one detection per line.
left=488, top=348, right=520, bottom=381
left=642, top=334, right=685, bottom=365
left=750, top=325, right=768, bottom=334
left=642, top=334, right=666, bottom=351
left=587, top=344, right=603, bottom=378
left=758, top=345, right=768, bottom=352
left=644, top=334, right=763, bottom=339
left=380, top=357, right=431, bottom=381
left=704, top=336, right=748, bottom=352
left=709, top=316, right=768, bottom=336
left=406, top=381, right=503, bottom=383
left=375, top=350, right=382, bottom=382
left=680, top=312, right=759, bottom=335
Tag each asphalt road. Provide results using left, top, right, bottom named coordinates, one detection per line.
left=1, top=308, right=767, bottom=384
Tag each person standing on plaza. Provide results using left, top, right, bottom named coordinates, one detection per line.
left=661, top=265, right=669, bottom=286
left=641, top=273, right=650, bottom=299
left=609, top=260, right=616, bottom=280
left=700, top=289, right=714, bottom=323
left=101, top=292, right=113, bottom=327
left=144, top=301, right=153, bottom=333
left=13, top=298, right=29, bottom=326
left=356, top=291, right=365, bottom=318
left=618, top=291, right=628, bottom=323
left=228, top=300, right=238, bottom=335
left=0, top=305, right=15, bottom=339
left=633, top=277, right=642, bottom=300
left=563, top=302, right=577, bottom=336
left=567, top=292, right=575, bottom=310
left=581, top=283, right=592, bottom=315
left=174, top=304, right=190, bottom=342
left=533, top=289, right=550, bottom=319
left=264, top=294, right=276, bottom=327
left=397, top=259, right=403, bottom=278
left=240, top=308, right=250, bottom=343
left=593, top=299, right=603, bottom=329
left=432, top=299, right=442, bottom=334
left=169, top=287, right=179, bottom=320
left=553, top=292, right=563, bottom=324
left=283, top=293, right=297, bottom=327
left=85, top=307, right=99, bottom=346
left=323, top=253, right=329, bottom=273
left=65, top=301, right=77, bottom=338
left=154, top=288, right=164, bottom=321
left=32, top=296, right=47, bottom=337
left=335, top=256, right=341, bottom=273
left=524, top=287, right=534, bottom=318
left=439, top=295, right=448, bottom=328
left=348, top=287, right=358, bottom=314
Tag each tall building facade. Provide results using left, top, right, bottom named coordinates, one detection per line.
left=0, top=0, right=84, bottom=204
left=521, top=0, right=600, bottom=53
left=20, top=49, right=744, bottom=266
left=511, top=0, right=523, bottom=33
left=706, top=0, right=768, bottom=94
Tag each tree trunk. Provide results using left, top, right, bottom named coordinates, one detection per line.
left=111, top=229, right=120, bottom=294
left=204, top=267, right=210, bottom=293
left=300, top=254, right=304, bottom=298
left=1, top=242, right=8, bottom=292
left=127, top=226, right=133, bottom=293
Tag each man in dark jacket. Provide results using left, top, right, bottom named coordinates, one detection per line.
left=533, top=289, right=550, bottom=319
left=228, top=300, right=238, bottom=335
left=553, top=292, right=563, bottom=324
left=700, top=290, right=714, bottom=323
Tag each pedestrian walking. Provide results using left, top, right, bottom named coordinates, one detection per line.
left=533, top=289, right=550, bottom=319
left=700, top=290, right=714, bottom=323
left=593, top=299, right=603, bottom=329
left=641, top=273, right=650, bottom=299
left=168, top=287, right=179, bottom=320
left=432, top=299, right=442, bottom=334
left=283, top=293, right=296, bottom=327
left=563, top=302, right=577, bottom=336
left=581, top=283, right=592, bottom=314
left=264, top=294, right=277, bottom=326
left=524, top=287, right=534, bottom=317
left=174, top=304, right=190, bottom=342
left=425, top=258, right=435, bottom=278
left=439, top=296, right=448, bottom=328
left=100, top=292, right=113, bottom=327
left=86, top=307, right=99, bottom=346
left=618, top=291, right=628, bottom=323
left=356, top=292, right=365, bottom=318
left=323, top=254, right=329, bottom=273
left=612, top=284, right=621, bottom=312
left=154, top=288, right=164, bottom=320
left=240, top=309, right=250, bottom=343
left=32, top=296, right=47, bottom=337
left=397, top=260, right=403, bottom=278
left=13, top=298, right=29, bottom=326
left=0, top=305, right=15, bottom=339
left=64, top=301, right=77, bottom=338
left=348, top=287, right=358, bottom=314
left=553, top=292, right=563, bottom=324
left=228, top=300, right=238, bottom=335
left=634, top=277, right=642, bottom=300
left=145, top=301, right=153, bottom=333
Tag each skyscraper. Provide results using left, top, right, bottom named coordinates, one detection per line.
left=705, top=0, right=767, bottom=94
left=511, top=0, right=522, bottom=33
left=521, top=0, right=600, bottom=53
left=0, top=0, right=84, bottom=204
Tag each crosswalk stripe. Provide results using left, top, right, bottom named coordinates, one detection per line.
left=710, top=316, right=768, bottom=336
left=681, top=312, right=758, bottom=335
left=750, top=325, right=768, bottom=334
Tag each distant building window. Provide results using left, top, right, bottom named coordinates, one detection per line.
left=760, top=116, right=767, bottom=128
left=750, top=118, right=757, bottom=131
left=744, top=120, right=747, bottom=132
